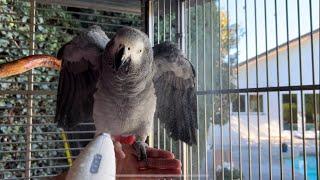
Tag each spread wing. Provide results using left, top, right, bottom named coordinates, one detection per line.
left=55, top=25, right=109, bottom=129
left=153, top=41, right=197, bottom=145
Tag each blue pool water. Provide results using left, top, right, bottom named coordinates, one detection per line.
left=284, top=155, right=317, bottom=180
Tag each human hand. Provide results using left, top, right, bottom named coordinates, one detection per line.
left=113, top=135, right=136, bottom=160
left=115, top=143, right=181, bottom=179
left=52, top=137, right=181, bottom=180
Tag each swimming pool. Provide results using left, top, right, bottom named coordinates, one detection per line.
left=284, top=155, right=317, bottom=180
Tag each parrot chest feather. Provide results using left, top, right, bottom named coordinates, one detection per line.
left=93, top=81, right=156, bottom=136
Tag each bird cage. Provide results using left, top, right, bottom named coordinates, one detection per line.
left=1, top=0, right=319, bottom=180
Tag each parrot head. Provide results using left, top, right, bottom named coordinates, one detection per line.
left=104, top=27, right=153, bottom=75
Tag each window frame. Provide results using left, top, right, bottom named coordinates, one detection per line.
left=248, top=94, right=264, bottom=113
left=231, top=94, right=247, bottom=114
left=303, top=93, right=320, bottom=131
left=282, top=93, right=298, bottom=131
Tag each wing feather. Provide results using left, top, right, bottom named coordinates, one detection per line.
left=153, top=41, right=197, bottom=145
left=54, top=25, right=109, bottom=129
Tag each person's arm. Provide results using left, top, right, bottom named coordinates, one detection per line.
left=51, top=144, right=181, bottom=180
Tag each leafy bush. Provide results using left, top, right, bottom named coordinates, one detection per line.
left=216, top=163, right=243, bottom=180
left=216, top=167, right=242, bottom=180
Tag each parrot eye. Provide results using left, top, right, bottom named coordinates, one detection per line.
left=128, top=47, right=130, bottom=50
left=139, top=50, right=142, bottom=53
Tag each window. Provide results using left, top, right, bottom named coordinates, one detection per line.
left=304, top=94, right=320, bottom=131
left=282, top=94, right=298, bottom=131
left=249, top=95, right=263, bottom=113
left=232, top=95, right=246, bottom=112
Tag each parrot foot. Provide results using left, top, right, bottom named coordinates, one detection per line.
left=133, top=141, right=148, bottom=161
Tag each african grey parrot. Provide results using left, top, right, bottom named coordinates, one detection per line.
left=55, top=25, right=197, bottom=160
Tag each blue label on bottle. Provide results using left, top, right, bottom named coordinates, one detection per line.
left=90, top=154, right=102, bottom=174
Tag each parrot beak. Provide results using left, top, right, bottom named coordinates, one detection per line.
left=114, top=45, right=131, bottom=71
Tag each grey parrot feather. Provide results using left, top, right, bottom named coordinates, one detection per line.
left=153, top=41, right=197, bottom=145
left=55, top=25, right=109, bottom=128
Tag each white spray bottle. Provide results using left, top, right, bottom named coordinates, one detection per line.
left=66, top=133, right=116, bottom=180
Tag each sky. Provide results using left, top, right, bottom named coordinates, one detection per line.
left=220, top=0, right=320, bottom=62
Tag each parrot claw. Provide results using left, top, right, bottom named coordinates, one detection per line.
left=133, top=141, right=148, bottom=161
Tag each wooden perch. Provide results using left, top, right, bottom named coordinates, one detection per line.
left=0, top=55, right=61, bottom=78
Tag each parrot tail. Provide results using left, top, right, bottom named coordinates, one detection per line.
left=0, top=55, right=61, bottom=78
